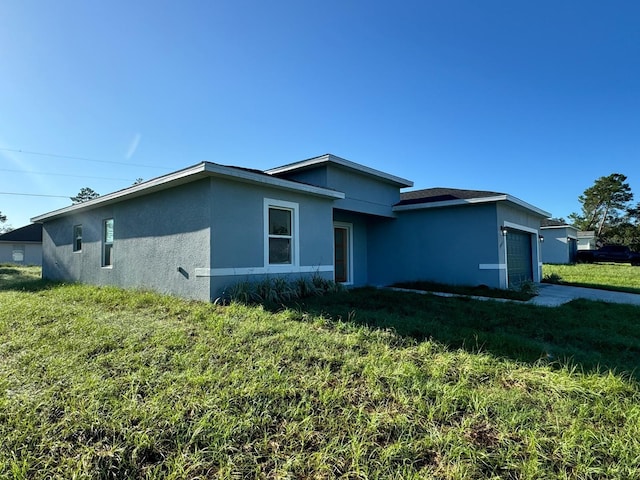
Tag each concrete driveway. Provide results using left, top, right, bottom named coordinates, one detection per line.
left=530, top=283, right=640, bottom=307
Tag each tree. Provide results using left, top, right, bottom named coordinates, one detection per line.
left=569, top=173, right=633, bottom=240
left=71, top=187, right=100, bottom=204
left=0, top=211, right=12, bottom=234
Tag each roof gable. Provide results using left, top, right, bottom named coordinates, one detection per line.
left=266, top=153, right=414, bottom=188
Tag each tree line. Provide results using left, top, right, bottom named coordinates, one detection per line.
left=569, top=173, right=640, bottom=250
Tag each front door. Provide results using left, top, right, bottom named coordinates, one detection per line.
left=334, top=225, right=350, bottom=283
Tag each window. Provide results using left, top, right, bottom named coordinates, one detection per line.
left=103, top=218, right=114, bottom=267
left=12, top=245, right=24, bottom=263
left=73, top=225, right=82, bottom=252
left=264, top=199, right=299, bottom=267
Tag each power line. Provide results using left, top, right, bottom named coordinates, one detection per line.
left=0, top=168, right=132, bottom=182
left=0, top=147, right=172, bottom=171
left=0, top=192, right=70, bottom=199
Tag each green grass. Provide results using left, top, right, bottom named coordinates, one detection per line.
left=543, top=263, right=640, bottom=294
left=2, top=267, right=640, bottom=479
left=391, top=280, right=537, bottom=301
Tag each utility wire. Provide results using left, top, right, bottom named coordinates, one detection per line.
left=0, top=147, right=173, bottom=171
left=0, top=192, right=70, bottom=199
left=0, top=168, right=132, bottom=182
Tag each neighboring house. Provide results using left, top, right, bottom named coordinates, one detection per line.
left=577, top=231, right=597, bottom=250
left=32, top=154, right=551, bottom=301
left=540, top=219, right=578, bottom=264
left=0, top=223, right=43, bottom=265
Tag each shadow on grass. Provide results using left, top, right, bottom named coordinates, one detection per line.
left=0, top=267, right=60, bottom=293
left=279, top=287, right=640, bottom=379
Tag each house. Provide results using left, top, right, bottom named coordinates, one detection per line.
left=0, top=223, right=43, bottom=265
left=540, top=219, right=578, bottom=264
left=32, top=154, right=550, bottom=301
left=577, top=231, right=597, bottom=250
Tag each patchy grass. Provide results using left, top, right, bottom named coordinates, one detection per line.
left=391, top=280, right=537, bottom=301
left=0, top=263, right=43, bottom=290
left=543, top=263, right=640, bottom=294
left=2, top=267, right=640, bottom=479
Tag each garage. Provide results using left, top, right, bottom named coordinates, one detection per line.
left=506, top=230, right=533, bottom=288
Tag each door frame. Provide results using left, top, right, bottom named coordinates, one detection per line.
left=333, top=222, right=353, bottom=285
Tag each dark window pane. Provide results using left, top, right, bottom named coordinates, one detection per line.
left=269, top=208, right=291, bottom=236
left=269, top=238, right=291, bottom=264
left=104, top=244, right=113, bottom=266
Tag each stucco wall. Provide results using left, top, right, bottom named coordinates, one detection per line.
left=0, top=243, right=42, bottom=265
left=42, top=180, right=212, bottom=301
left=326, top=166, right=400, bottom=217
left=42, top=177, right=338, bottom=302
left=206, top=177, right=336, bottom=299
left=367, top=203, right=503, bottom=288
left=274, top=164, right=401, bottom=217
left=541, top=227, right=578, bottom=264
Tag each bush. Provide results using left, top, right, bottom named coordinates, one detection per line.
left=542, top=272, right=563, bottom=284
left=222, top=274, right=345, bottom=305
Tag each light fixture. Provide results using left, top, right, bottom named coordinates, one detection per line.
left=500, top=226, right=508, bottom=236
left=539, top=235, right=544, bottom=242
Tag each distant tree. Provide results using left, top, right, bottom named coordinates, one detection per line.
left=133, top=178, right=144, bottom=185
left=71, top=187, right=100, bottom=204
left=568, top=173, right=633, bottom=240
left=0, top=210, right=12, bottom=233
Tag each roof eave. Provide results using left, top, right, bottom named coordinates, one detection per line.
left=32, top=162, right=345, bottom=223
left=393, top=194, right=551, bottom=218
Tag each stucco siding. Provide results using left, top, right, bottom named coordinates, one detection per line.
left=326, top=166, right=400, bottom=217
left=541, top=227, right=578, bottom=264
left=0, top=243, right=42, bottom=265
left=206, top=177, right=336, bottom=299
left=368, top=203, right=502, bottom=288
left=43, top=180, right=212, bottom=301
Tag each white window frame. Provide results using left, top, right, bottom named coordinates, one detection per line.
left=73, top=224, right=83, bottom=252
left=102, top=218, right=114, bottom=268
left=264, top=198, right=299, bottom=269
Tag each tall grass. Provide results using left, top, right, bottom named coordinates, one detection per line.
left=1, top=267, right=640, bottom=478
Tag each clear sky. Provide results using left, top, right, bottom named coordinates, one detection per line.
left=1, top=1, right=639, bottom=228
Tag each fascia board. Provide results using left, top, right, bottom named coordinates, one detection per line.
left=266, top=154, right=414, bottom=188
left=32, top=162, right=344, bottom=223
left=394, top=194, right=552, bottom=218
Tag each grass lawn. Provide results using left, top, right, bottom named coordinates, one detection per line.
left=543, top=262, right=640, bottom=294
left=2, top=266, right=640, bottom=479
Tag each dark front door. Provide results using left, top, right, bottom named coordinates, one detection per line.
left=334, top=227, right=348, bottom=283
left=507, top=230, right=533, bottom=288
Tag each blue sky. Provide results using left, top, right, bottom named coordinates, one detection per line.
left=1, top=1, right=639, bottom=228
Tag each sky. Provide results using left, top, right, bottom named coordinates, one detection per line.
left=1, top=1, right=639, bottom=229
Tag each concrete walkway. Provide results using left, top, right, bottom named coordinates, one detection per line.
left=387, top=284, right=640, bottom=308
left=529, top=283, right=640, bottom=307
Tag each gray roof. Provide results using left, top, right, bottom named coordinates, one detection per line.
left=397, top=187, right=505, bottom=206
left=0, top=223, right=43, bottom=242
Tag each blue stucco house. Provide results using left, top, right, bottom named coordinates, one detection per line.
left=32, top=154, right=550, bottom=301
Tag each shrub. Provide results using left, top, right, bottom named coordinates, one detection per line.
left=543, top=272, right=563, bottom=284
left=224, top=275, right=344, bottom=305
